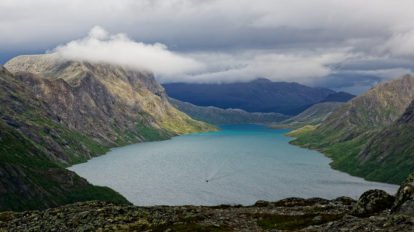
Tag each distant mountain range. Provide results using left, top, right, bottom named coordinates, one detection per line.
left=0, top=54, right=214, bottom=211
left=320, top=92, right=355, bottom=103
left=163, top=78, right=354, bottom=115
left=170, top=98, right=288, bottom=125
left=291, top=74, right=414, bottom=184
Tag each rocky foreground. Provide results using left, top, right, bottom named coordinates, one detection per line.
left=2, top=173, right=414, bottom=232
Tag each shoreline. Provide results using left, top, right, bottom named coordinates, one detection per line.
left=68, top=125, right=397, bottom=207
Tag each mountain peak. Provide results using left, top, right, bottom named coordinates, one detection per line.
left=252, top=77, right=272, bottom=83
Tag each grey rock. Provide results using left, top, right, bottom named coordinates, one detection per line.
left=351, top=189, right=395, bottom=217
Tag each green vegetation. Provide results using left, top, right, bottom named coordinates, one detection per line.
left=136, top=123, right=171, bottom=141
left=291, top=128, right=409, bottom=184
left=170, top=98, right=288, bottom=125
left=0, top=121, right=129, bottom=212
left=0, top=60, right=216, bottom=212
left=289, top=76, right=414, bottom=185
left=286, top=125, right=317, bottom=137
left=273, top=102, right=343, bottom=129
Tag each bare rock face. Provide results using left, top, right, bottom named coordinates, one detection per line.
left=393, top=172, right=414, bottom=216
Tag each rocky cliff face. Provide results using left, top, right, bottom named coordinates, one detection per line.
left=291, top=75, right=414, bottom=184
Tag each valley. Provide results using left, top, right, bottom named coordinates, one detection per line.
left=3, top=1, right=414, bottom=231
left=1, top=54, right=414, bottom=231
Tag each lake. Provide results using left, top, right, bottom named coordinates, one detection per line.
left=69, top=124, right=398, bottom=206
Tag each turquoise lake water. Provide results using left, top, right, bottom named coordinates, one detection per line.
left=69, top=124, right=398, bottom=206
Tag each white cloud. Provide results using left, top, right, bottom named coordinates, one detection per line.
left=2, top=0, right=414, bottom=51
left=2, top=0, right=414, bottom=89
left=52, top=26, right=204, bottom=76
left=383, top=30, right=414, bottom=58
left=158, top=50, right=351, bottom=84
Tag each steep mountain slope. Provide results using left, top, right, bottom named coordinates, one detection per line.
left=0, top=55, right=214, bottom=211
left=170, top=98, right=288, bottom=125
left=5, top=54, right=214, bottom=165
left=272, top=102, right=343, bottom=129
left=163, top=78, right=335, bottom=115
left=358, top=100, right=414, bottom=182
left=291, top=75, right=414, bottom=184
left=0, top=67, right=128, bottom=211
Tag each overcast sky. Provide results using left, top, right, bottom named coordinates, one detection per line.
left=1, top=0, right=414, bottom=93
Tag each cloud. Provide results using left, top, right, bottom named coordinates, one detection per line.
left=2, top=0, right=414, bottom=51
left=162, top=50, right=351, bottom=84
left=383, top=30, right=414, bottom=58
left=2, top=0, right=414, bottom=92
left=52, top=26, right=204, bottom=76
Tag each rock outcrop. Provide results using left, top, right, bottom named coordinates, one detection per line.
left=3, top=172, right=414, bottom=231
left=393, top=172, right=414, bottom=216
left=0, top=191, right=412, bottom=231
left=351, top=190, right=395, bottom=217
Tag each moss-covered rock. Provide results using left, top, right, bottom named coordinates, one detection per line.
left=392, top=172, right=414, bottom=216
left=351, top=189, right=395, bottom=217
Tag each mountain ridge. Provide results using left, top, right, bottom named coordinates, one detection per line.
left=163, top=78, right=337, bottom=115
left=0, top=54, right=215, bottom=211
left=272, top=102, right=344, bottom=129
left=291, top=74, right=414, bottom=184
left=170, top=98, right=288, bottom=125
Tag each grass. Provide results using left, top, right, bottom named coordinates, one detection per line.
left=286, top=125, right=317, bottom=137
left=290, top=124, right=411, bottom=185
left=0, top=121, right=130, bottom=212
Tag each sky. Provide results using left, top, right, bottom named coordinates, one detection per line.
left=1, top=0, right=414, bottom=94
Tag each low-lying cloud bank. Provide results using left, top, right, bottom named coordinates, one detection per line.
left=2, top=0, right=414, bottom=93
left=52, top=26, right=353, bottom=85
left=50, top=25, right=413, bottom=94
left=52, top=26, right=204, bottom=77
left=160, top=50, right=352, bottom=84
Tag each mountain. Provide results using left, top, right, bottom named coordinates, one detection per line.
left=291, top=75, right=414, bottom=184
left=170, top=98, right=288, bottom=125
left=4, top=54, right=213, bottom=164
left=163, top=78, right=336, bottom=115
left=358, top=99, right=414, bottom=182
left=0, top=54, right=214, bottom=211
left=320, top=91, right=355, bottom=103
left=272, top=102, right=343, bottom=129
left=0, top=67, right=128, bottom=211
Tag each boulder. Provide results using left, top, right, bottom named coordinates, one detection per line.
left=392, top=172, right=414, bottom=216
left=351, top=189, right=395, bottom=217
